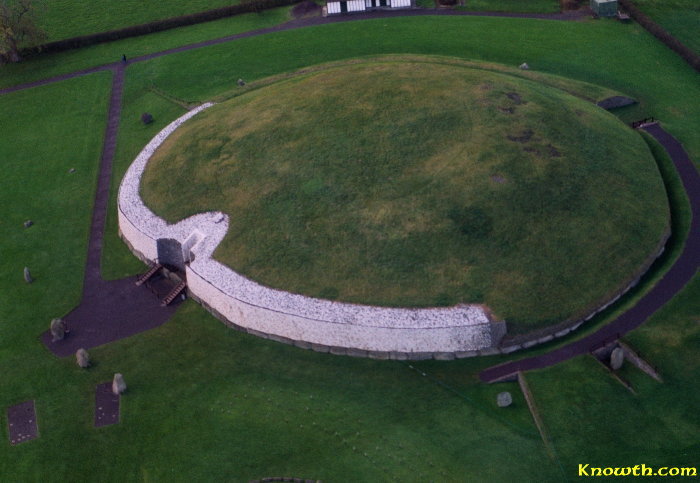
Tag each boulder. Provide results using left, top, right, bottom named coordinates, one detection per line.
left=112, top=373, right=127, bottom=395
left=24, top=267, right=33, bottom=283
left=497, top=391, right=513, bottom=407
left=519, top=62, right=530, bottom=70
left=23, top=220, right=33, bottom=228
left=237, top=78, right=246, bottom=86
left=610, top=347, right=625, bottom=370
left=596, top=96, right=637, bottom=110
left=50, top=318, right=66, bottom=342
left=76, top=348, right=90, bottom=368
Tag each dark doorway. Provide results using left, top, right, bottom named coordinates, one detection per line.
left=157, top=238, right=184, bottom=271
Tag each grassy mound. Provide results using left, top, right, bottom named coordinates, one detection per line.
left=141, top=59, right=668, bottom=331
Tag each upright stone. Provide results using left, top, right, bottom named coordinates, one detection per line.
left=610, top=347, right=625, bottom=370
left=24, top=267, right=33, bottom=283
left=76, top=348, right=90, bottom=368
left=497, top=391, right=513, bottom=407
left=50, top=318, right=66, bottom=342
left=112, top=373, right=127, bottom=395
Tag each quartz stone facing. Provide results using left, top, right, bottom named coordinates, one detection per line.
left=117, top=103, right=506, bottom=356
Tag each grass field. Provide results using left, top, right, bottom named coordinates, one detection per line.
left=0, top=6, right=294, bottom=90
left=2, top=10, right=699, bottom=482
left=458, top=0, right=560, bottom=13
left=631, top=0, right=700, bottom=53
left=526, top=276, right=700, bottom=478
left=140, top=58, right=668, bottom=331
left=36, top=0, right=241, bottom=42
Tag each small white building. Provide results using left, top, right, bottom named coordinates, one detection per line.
left=326, top=0, right=412, bottom=15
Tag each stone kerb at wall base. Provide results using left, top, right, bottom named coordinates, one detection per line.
left=118, top=102, right=505, bottom=356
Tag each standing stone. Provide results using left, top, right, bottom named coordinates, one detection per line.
left=497, top=391, right=513, bottom=407
left=24, top=267, right=33, bottom=283
left=519, top=62, right=530, bottom=70
left=237, top=78, right=246, bottom=86
left=610, top=347, right=625, bottom=370
left=50, top=318, right=66, bottom=342
left=23, top=220, right=33, bottom=228
left=76, top=348, right=90, bottom=368
left=112, top=373, right=127, bottom=395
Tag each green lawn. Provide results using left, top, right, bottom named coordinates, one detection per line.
left=458, top=0, right=560, bottom=13
left=37, top=0, right=242, bottom=42
left=2, top=12, right=699, bottom=482
left=525, top=276, right=700, bottom=478
left=631, top=0, right=700, bottom=53
left=140, top=58, right=668, bottom=331
left=0, top=73, right=111, bottom=357
left=0, top=6, right=294, bottom=90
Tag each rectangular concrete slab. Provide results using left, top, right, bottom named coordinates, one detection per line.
left=94, top=382, right=120, bottom=427
left=7, top=400, right=39, bottom=445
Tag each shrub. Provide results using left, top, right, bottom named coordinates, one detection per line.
left=141, top=112, right=154, bottom=124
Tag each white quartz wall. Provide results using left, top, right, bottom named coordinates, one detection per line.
left=117, top=103, right=505, bottom=355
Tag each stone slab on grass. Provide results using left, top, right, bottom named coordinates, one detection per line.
left=94, top=382, right=120, bottom=427
left=7, top=400, right=39, bottom=445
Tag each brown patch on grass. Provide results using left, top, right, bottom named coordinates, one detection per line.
left=507, top=129, right=534, bottom=143
left=506, top=92, right=527, bottom=105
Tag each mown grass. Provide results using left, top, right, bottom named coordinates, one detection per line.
left=631, top=0, right=700, bottom=53
left=141, top=59, right=668, bottom=331
left=37, top=0, right=242, bottom=42
left=525, top=276, right=700, bottom=478
left=458, top=0, right=560, bottom=13
left=0, top=73, right=110, bottom=357
left=2, top=12, right=700, bottom=482
left=0, top=6, right=293, bottom=89
left=114, top=16, right=700, bottom=160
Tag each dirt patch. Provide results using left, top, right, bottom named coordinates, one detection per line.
left=94, top=382, right=120, bottom=427
left=291, top=1, right=322, bottom=18
left=7, top=400, right=38, bottom=445
left=506, top=92, right=526, bottom=105
left=547, top=144, right=562, bottom=157
left=507, top=129, right=534, bottom=143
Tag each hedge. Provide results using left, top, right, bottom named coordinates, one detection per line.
left=618, top=0, right=700, bottom=73
left=16, top=0, right=301, bottom=61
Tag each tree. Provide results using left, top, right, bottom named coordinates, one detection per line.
left=0, top=0, right=46, bottom=63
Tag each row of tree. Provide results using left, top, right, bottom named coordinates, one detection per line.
left=0, top=0, right=45, bottom=63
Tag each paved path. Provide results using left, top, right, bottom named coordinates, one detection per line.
left=0, top=10, right=696, bottom=362
left=480, top=123, right=700, bottom=382
left=37, top=63, right=178, bottom=357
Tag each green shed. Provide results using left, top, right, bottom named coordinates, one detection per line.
left=590, top=0, right=618, bottom=17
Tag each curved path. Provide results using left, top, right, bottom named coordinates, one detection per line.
left=0, top=9, right=696, bottom=361
left=480, top=123, right=700, bottom=382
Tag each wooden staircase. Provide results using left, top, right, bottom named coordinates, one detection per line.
left=135, top=263, right=163, bottom=286
left=161, top=281, right=187, bottom=306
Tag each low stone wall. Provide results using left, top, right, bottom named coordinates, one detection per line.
left=117, top=104, right=506, bottom=357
